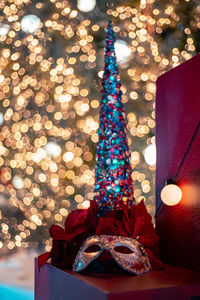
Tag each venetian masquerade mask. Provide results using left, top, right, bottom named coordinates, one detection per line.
left=73, top=235, right=151, bottom=275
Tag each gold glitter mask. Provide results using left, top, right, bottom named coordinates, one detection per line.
left=73, top=235, right=151, bottom=275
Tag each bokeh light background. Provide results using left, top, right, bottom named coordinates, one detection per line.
left=0, top=0, right=199, bottom=258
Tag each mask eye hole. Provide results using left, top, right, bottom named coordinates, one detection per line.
left=84, top=244, right=101, bottom=253
left=114, top=246, right=133, bottom=254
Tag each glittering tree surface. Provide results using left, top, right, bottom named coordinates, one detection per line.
left=94, top=21, right=135, bottom=214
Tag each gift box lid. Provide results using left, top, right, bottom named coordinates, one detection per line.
left=35, top=259, right=200, bottom=300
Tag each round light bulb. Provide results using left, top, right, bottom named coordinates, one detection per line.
left=0, top=112, right=4, bottom=126
left=44, top=142, right=62, bottom=158
left=21, top=15, right=41, bottom=33
left=161, top=184, right=182, bottom=206
left=12, top=175, right=24, bottom=189
left=115, top=40, right=131, bottom=64
left=63, top=151, right=74, bottom=162
left=0, top=23, right=10, bottom=36
left=77, top=0, right=96, bottom=12
left=144, top=144, right=156, bottom=166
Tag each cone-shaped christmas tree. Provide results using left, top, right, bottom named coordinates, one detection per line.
left=94, top=21, right=135, bottom=215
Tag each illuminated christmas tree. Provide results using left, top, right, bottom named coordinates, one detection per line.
left=94, top=21, right=135, bottom=214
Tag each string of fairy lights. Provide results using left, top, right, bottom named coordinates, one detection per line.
left=0, top=0, right=199, bottom=253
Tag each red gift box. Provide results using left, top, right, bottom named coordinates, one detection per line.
left=35, top=259, right=200, bottom=300
left=156, top=53, right=200, bottom=270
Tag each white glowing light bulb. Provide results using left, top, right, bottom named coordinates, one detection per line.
left=144, top=144, right=156, bottom=166
left=77, top=0, right=96, bottom=12
left=44, top=142, right=62, bottom=158
left=0, top=23, right=10, bottom=36
left=21, top=15, right=41, bottom=33
left=63, top=151, right=74, bottom=162
left=161, top=184, right=182, bottom=206
left=0, top=113, right=4, bottom=126
left=12, top=175, right=24, bottom=189
left=115, top=40, right=131, bottom=64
